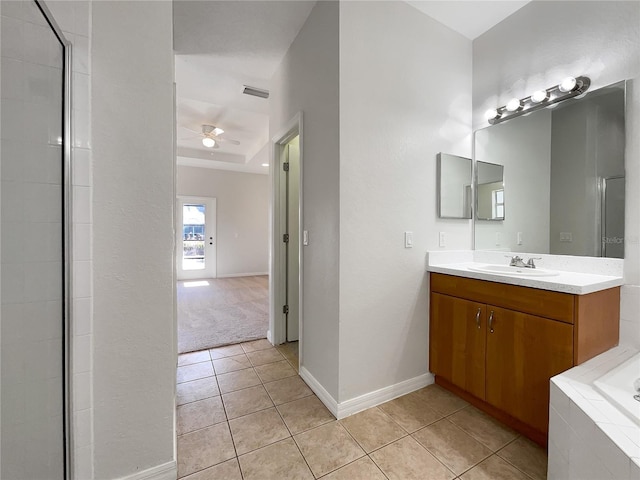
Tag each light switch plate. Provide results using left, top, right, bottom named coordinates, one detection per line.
left=405, top=231, right=413, bottom=248
left=438, top=231, right=445, bottom=247
left=517, top=232, right=523, bottom=245
left=303, top=230, right=309, bottom=246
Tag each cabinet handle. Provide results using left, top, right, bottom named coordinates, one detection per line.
left=475, top=308, right=481, bottom=329
left=489, top=310, right=495, bottom=333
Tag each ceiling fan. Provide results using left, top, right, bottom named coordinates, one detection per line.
left=181, top=124, right=241, bottom=148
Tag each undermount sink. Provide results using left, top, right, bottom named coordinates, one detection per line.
left=467, top=264, right=559, bottom=277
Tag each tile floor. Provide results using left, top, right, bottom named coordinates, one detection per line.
left=176, top=339, right=548, bottom=479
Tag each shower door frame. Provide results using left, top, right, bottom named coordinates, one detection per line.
left=33, top=1, right=73, bottom=478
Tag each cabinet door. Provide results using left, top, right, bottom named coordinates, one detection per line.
left=430, top=293, right=486, bottom=400
left=485, top=306, right=573, bottom=433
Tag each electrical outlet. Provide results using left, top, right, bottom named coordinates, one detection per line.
left=517, top=232, right=523, bottom=245
left=405, top=231, right=413, bottom=248
left=438, top=231, right=446, bottom=247
left=303, top=230, right=309, bottom=246
left=495, top=232, right=502, bottom=246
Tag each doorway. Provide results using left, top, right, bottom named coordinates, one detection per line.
left=271, top=114, right=303, bottom=348
left=175, top=188, right=270, bottom=353
left=176, top=196, right=217, bottom=280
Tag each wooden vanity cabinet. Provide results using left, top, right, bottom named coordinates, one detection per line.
left=429, top=273, right=620, bottom=445
left=430, top=294, right=486, bottom=400
left=485, top=307, right=573, bottom=434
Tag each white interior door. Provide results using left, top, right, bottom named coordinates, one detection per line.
left=177, top=196, right=217, bottom=280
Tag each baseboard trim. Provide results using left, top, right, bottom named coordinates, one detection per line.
left=299, top=366, right=339, bottom=418
left=336, top=372, right=434, bottom=419
left=217, top=272, right=268, bottom=278
left=116, top=461, right=176, bottom=480
left=299, top=367, right=434, bottom=421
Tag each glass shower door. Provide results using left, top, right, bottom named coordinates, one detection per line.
left=1, top=1, right=69, bottom=478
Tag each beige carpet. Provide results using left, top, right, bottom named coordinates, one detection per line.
left=177, top=275, right=269, bottom=353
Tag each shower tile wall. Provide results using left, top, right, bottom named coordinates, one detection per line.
left=1, top=1, right=93, bottom=478
left=1, top=1, right=65, bottom=478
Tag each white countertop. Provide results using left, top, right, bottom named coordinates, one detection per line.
left=425, top=250, right=624, bottom=295
left=427, top=262, right=623, bottom=294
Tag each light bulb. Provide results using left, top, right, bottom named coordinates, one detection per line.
left=202, top=137, right=216, bottom=148
left=261, top=163, right=269, bottom=167
left=531, top=90, right=548, bottom=103
left=213, top=127, right=224, bottom=136
left=559, top=77, right=577, bottom=93
left=506, top=98, right=522, bottom=112
left=485, top=108, right=499, bottom=120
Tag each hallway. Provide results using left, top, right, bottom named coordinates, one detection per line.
left=176, top=340, right=547, bottom=479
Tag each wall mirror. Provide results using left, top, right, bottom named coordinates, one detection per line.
left=474, top=80, right=625, bottom=258
left=437, top=153, right=472, bottom=219
left=476, top=161, right=504, bottom=220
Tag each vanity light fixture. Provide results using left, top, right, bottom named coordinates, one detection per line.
left=559, top=76, right=577, bottom=93
left=531, top=90, right=548, bottom=103
left=485, top=108, right=500, bottom=121
left=486, top=75, right=591, bottom=125
left=506, top=98, right=523, bottom=112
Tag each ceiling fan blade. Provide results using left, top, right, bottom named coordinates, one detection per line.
left=214, top=136, right=240, bottom=145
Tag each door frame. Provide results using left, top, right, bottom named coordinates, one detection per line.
left=270, top=113, right=303, bottom=353
left=176, top=195, right=217, bottom=280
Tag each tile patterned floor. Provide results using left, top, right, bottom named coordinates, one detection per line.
left=176, top=340, right=548, bottom=479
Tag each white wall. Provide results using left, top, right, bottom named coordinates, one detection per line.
left=91, top=2, right=176, bottom=479
left=177, top=166, right=269, bottom=277
left=338, top=1, right=472, bottom=402
left=475, top=110, right=551, bottom=253
left=269, top=1, right=341, bottom=399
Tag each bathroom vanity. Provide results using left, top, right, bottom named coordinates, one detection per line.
left=427, top=256, right=623, bottom=446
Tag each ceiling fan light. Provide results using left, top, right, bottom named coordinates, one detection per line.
left=202, top=137, right=216, bottom=148
left=213, top=127, right=224, bottom=136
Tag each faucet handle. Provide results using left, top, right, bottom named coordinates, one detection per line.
left=504, top=255, right=522, bottom=266
left=526, top=257, right=542, bottom=268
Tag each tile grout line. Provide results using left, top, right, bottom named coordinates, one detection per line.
left=179, top=346, right=542, bottom=480
left=216, top=365, right=242, bottom=477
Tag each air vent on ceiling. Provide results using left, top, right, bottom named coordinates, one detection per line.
left=242, top=85, right=270, bottom=99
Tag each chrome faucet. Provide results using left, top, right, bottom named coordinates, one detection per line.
left=506, top=255, right=541, bottom=268
left=508, top=255, right=527, bottom=267
left=526, top=257, right=542, bottom=269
